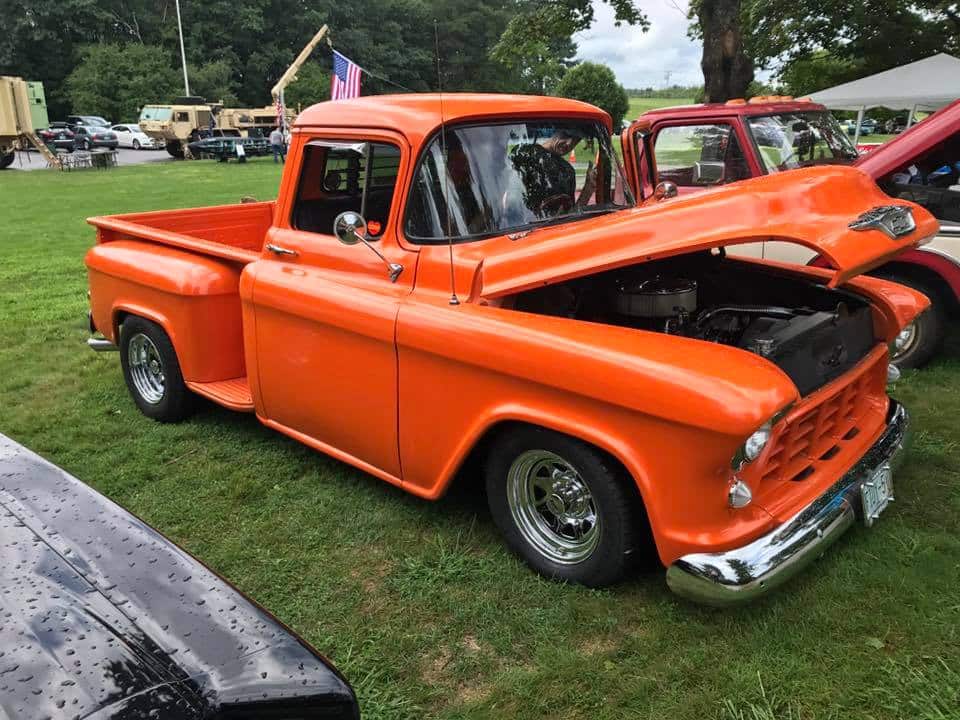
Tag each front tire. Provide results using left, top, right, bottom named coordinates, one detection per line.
left=132, top=139, right=141, bottom=150
left=165, top=140, right=184, bottom=158
left=877, top=273, right=947, bottom=369
left=485, top=426, right=646, bottom=587
left=0, top=151, right=14, bottom=169
left=119, top=317, right=194, bottom=422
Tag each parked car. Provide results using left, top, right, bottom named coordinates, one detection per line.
left=623, top=97, right=960, bottom=368
left=37, top=125, right=76, bottom=150
left=847, top=118, right=877, bottom=136
left=0, top=433, right=360, bottom=719
left=111, top=122, right=159, bottom=149
left=84, top=94, right=931, bottom=605
left=68, top=113, right=111, bottom=128
left=72, top=124, right=118, bottom=150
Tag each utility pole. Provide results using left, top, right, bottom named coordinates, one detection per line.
left=174, top=0, right=191, bottom=96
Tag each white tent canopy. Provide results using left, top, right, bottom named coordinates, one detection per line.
left=809, top=53, right=960, bottom=111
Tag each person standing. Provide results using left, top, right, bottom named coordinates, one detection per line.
left=270, top=126, right=286, bottom=164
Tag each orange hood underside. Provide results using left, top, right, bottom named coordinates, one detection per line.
left=472, top=166, right=939, bottom=299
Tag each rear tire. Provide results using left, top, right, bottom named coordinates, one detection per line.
left=876, top=273, right=947, bottom=369
left=484, top=426, right=646, bottom=587
left=0, top=151, right=14, bottom=169
left=119, top=316, right=195, bottom=422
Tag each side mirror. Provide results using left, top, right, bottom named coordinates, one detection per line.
left=692, top=160, right=725, bottom=186
left=334, top=211, right=366, bottom=245
left=654, top=181, right=678, bottom=201
left=332, top=211, right=404, bottom=283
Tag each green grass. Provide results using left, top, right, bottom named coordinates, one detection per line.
left=627, top=97, right=694, bottom=121
left=1, top=161, right=959, bottom=720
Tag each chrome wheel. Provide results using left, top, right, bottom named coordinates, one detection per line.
left=892, top=321, right=918, bottom=362
left=127, top=332, right=165, bottom=404
left=506, top=450, right=600, bottom=564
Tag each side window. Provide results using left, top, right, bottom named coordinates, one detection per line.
left=654, top=124, right=750, bottom=187
left=175, top=111, right=189, bottom=122
left=292, top=141, right=401, bottom=237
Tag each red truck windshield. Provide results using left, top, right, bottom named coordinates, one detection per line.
left=747, top=111, right=858, bottom=172
left=405, top=120, right=634, bottom=243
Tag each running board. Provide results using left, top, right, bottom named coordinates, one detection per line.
left=186, top=377, right=254, bottom=412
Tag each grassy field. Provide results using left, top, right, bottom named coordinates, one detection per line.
left=626, top=97, right=693, bottom=122
left=1, top=161, right=958, bottom=720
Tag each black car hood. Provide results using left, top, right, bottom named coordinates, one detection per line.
left=0, top=435, right=358, bottom=720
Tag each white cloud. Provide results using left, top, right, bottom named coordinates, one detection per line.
left=575, top=0, right=773, bottom=90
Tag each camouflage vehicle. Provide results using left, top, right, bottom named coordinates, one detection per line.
left=138, top=98, right=232, bottom=158
left=218, top=106, right=296, bottom=138
left=0, top=76, right=58, bottom=169
left=0, top=76, right=32, bottom=168
left=139, top=98, right=295, bottom=159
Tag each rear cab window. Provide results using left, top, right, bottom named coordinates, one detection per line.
left=653, top=123, right=751, bottom=187
left=292, top=140, right=401, bottom=238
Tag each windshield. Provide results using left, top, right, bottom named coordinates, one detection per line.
left=405, top=120, right=634, bottom=243
left=139, top=106, right=172, bottom=122
left=747, top=111, right=858, bottom=172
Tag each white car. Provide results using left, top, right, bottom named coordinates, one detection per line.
left=111, top=124, right=159, bottom=150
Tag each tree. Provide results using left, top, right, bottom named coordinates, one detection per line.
left=555, top=62, right=629, bottom=130
left=776, top=52, right=862, bottom=96
left=491, top=0, right=647, bottom=93
left=691, top=0, right=754, bottom=102
left=65, top=44, right=180, bottom=121
left=745, top=0, right=959, bottom=93
left=282, top=62, right=330, bottom=109
left=189, top=60, right=240, bottom=106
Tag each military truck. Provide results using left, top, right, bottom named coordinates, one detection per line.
left=0, top=76, right=58, bottom=169
left=139, top=97, right=295, bottom=158
left=219, top=106, right=295, bottom=138
left=138, top=97, right=228, bottom=158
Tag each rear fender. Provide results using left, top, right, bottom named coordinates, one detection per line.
left=86, top=241, right=245, bottom=382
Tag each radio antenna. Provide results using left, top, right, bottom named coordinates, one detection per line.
left=435, top=19, right=459, bottom=306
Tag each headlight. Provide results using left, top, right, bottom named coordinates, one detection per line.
left=732, top=416, right=780, bottom=471
left=744, top=422, right=772, bottom=462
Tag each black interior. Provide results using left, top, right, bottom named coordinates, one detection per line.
left=293, top=186, right=397, bottom=237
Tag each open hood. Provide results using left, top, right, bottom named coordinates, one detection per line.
left=855, top=99, right=960, bottom=180
left=476, top=165, right=939, bottom=298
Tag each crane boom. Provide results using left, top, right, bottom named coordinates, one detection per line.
left=271, top=24, right=330, bottom=100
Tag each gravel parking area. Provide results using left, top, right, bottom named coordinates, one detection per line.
left=5, top=147, right=172, bottom=171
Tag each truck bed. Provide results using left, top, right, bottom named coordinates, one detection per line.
left=87, top=201, right=274, bottom=264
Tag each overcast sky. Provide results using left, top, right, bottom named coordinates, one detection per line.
left=575, top=0, right=772, bottom=89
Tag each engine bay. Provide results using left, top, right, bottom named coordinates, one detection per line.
left=510, top=251, right=877, bottom=395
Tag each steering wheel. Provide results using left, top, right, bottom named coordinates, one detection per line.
left=539, top=193, right=574, bottom=216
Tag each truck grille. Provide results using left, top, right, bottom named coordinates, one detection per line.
left=747, top=346, right=889, bottom=486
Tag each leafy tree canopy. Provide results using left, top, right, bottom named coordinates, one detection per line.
left=65, top=45, right=180, bottom=122
left=554, top=61, right=629, bottom=130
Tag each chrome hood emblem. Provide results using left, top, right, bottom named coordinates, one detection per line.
left=848, top=205, right=916, bottom=239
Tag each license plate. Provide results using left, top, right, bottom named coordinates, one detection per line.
left=861, top=465, right=894, bottom=527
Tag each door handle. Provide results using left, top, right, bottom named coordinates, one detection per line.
left=266, top=243, right=299, bottom=257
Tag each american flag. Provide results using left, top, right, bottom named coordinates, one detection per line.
left=275, top=94, right=284, bottom=128
left=330, top=50, right=362, bottom=100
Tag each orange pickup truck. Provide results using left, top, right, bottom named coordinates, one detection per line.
left=86, top=94, right=936, bottom=605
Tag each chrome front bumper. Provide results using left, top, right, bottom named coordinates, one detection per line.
left=666, top=400, right=911, bottom=607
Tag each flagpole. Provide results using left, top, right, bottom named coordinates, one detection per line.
left=174, top=0, right=191, bottom=96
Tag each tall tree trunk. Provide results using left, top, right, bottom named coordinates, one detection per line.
left=698, top=0, right=753, bottom=102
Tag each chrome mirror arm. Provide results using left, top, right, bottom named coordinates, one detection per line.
left=353, top=230, right=403, bottom=282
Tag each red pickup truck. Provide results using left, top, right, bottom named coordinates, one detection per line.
left=622, top=97, right=960, bottom=367
left=85, top=94, right=933, bottom=603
